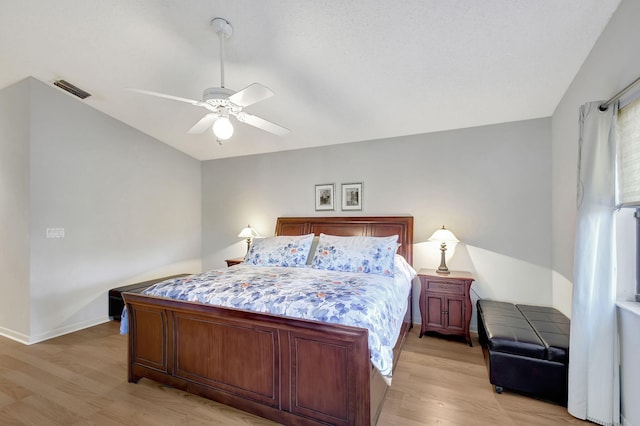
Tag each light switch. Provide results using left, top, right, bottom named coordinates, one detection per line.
left=46, top=228, right=65, bottom=239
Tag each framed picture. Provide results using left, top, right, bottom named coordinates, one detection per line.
left=315, top=184, right=335, bottom=211
left=341, top=182, right=363, bottom=211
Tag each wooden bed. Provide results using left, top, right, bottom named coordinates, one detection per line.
left=123, top=216, right=414, bottom=425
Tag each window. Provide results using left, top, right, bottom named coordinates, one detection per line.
left=615, top=208, right=637, bottom=301
left=616, top=96, right=640, bottom=301
left=617, top=98, right=640, bottom=207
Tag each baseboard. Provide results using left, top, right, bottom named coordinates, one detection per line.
left=0, top=317, right=111, bottom=345
left=0, top=327, right=30, bottom=344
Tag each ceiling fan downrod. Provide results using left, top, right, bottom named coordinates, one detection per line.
left=211, top=17, right=233, bottom=89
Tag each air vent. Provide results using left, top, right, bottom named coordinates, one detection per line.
left=53, top=80, right=91, bottom=99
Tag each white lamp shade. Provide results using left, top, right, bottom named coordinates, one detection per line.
left=238, top=226, right=259, bottom=238
left=428, top=226, right=459, bottom=243
left=213, top=116, right=234, bottom=140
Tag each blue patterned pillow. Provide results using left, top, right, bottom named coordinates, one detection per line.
left=311, top=234, right=399, bottom=276
left=244, top=234, right=315, bottom=267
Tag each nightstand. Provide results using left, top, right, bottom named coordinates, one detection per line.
left=225, top=258, right=245, bottom=267
left=417, top=269, right=474, bottom=346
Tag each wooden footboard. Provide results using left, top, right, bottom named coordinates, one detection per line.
left=124, top=292, right=407, bottom=425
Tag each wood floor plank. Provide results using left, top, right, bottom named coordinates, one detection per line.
left=0, top=371, right=32, bottom=405
left=0, top=321, right=587, bottom=425
left=1, top=397, right=69, bottom=426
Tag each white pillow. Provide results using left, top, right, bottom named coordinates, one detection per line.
left=244, top=234, right=315, bottom=267
left=394, top=254, right=417, bottom=283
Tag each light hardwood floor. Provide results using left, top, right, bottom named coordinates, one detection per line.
left=0, top=322, right=587, bottom=425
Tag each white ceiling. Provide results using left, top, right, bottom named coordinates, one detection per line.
left=0, top=0, right=620, bottom=161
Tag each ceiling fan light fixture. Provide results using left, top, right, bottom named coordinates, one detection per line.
left=213, top=116, right=234, bottom=140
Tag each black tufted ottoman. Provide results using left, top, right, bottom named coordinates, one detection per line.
left=477, top=299, right=570, bottom=405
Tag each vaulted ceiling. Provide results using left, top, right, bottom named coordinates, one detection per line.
left=0, top=0, right=621, bottom=160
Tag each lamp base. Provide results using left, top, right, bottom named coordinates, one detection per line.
left=437, top=244, right=451, bottom=274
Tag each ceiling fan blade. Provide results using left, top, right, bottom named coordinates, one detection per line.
left=237, top=112, right=290, bottom=136
left=229, top=83, right=274, bottom=107
left=187, top=113, right=218, bottom=134
left=126, top=88, right=205, bottom=107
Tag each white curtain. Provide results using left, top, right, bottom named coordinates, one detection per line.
left=568, top=101, right=620, bottom=425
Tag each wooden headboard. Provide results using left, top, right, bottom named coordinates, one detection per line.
left=275, top=216, right=414, bottom=265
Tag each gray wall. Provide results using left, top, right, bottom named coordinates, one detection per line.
left=203, top=117, right=552, bottom=329
left=0, top=78, right=31, bottom=340
left=0, top=77, right=202, bottom=343
left=551, top=0, right=640, bottom=423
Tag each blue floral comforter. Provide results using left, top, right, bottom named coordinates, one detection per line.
left=124, top=264, right=412, bottom=377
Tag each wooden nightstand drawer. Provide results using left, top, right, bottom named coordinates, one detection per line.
left=425, top=280, right=463, bottom=294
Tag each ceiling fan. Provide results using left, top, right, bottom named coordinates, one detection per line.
left=129, top=17, right=289, bottom=144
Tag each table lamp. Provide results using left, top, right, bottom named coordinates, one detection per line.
left=428, top=225, right=459, bottom=275
left=238, top=225, right=259, bottom=255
